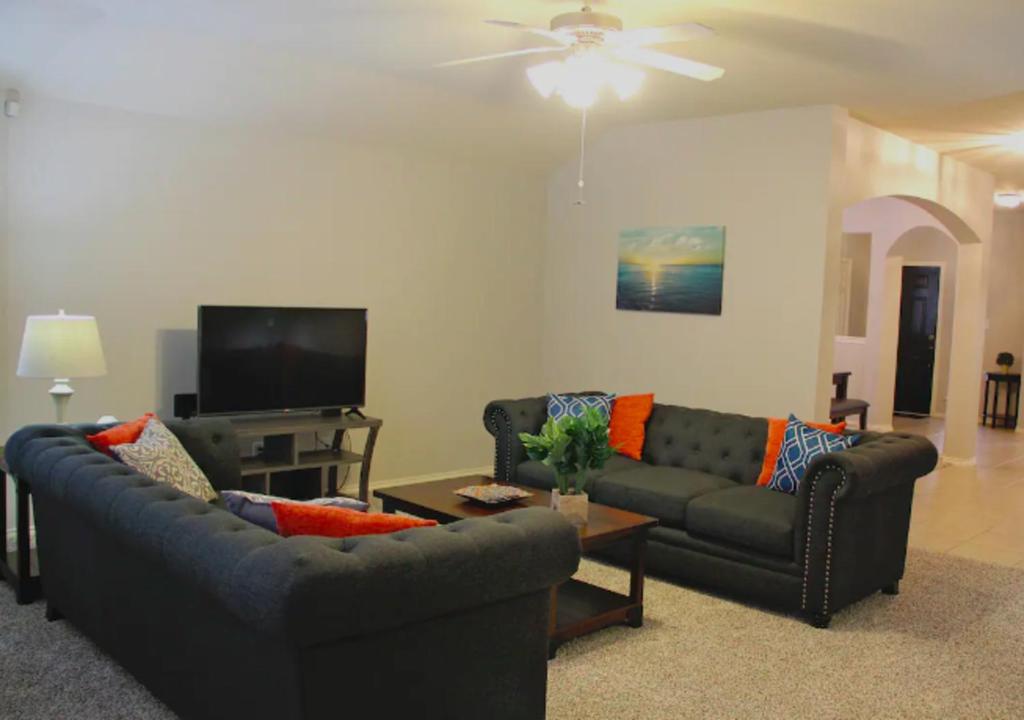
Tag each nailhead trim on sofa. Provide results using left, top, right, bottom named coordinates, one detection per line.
left=799, top=466, right=847, bottom=615
left=485, top=407, right=513, bottom=482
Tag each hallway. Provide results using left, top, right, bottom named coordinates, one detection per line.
left=898, top=416, right=1024, bottom=567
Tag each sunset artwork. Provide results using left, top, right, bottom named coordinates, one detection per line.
left=616, top=226, right=726, bottom=315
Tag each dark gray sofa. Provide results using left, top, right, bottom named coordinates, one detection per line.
left=6, top=419, right=581, bottom=720
left=484, top=396, right=938, bottom=627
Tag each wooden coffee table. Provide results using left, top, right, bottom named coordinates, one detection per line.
left=375, top=476, right=658, bottom=658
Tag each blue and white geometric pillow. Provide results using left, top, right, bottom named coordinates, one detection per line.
left=767, top=415, right=854, bottom=495
left=547, top=393, right=615, bottom=423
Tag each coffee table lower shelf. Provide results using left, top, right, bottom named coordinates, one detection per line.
left=372, top=475, right=657, bottom=660
left=549, top=578, right=642, bottom=659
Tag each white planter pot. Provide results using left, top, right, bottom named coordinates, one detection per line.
left=550, top=490, right=589, bottom=526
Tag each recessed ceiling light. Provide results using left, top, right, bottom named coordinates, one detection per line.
left=998, top=132, right=1024, bottom=153
left=994, top=192, right=1022, bottom=209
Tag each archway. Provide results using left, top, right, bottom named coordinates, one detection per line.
left=832, top=195, right=983, bottom=462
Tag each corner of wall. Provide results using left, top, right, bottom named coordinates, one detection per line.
left=811, top=106, right=851, bottom=420
left=0, top=110, right=9, bottom=440
left=1, top=109, right=10, bottom=537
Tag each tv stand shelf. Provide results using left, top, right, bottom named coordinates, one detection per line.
left=240, top=449, right=364, bottom=475
left=228, top=414, right=382, bottom=502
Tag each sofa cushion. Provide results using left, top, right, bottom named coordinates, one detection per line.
left=767, top=415, right=855, bottom=495
left=271, top=502, right=437, bottom=538
left=686, top=485, right=797, bottom=558
left=642, top=405, right=768, bottom=485
left=221, top=490, right=369, bottom=533
left=547, top=392, right=615, bottom=422
left=609, top=393, right=655, bottom=461
left=515, top=455, right=645, bottom=491
left=755, top=417, right=847, bottom=486
left=112, top=418, right=219, bottom=502
left=591, top=466, right=736, bottom=530
left=86, top=413, right=155, bottom=455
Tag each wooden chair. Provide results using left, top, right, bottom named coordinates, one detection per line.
left=830, top=371, right=869, bottom=430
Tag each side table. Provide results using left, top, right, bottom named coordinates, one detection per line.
left=982, top=372, right=1021, bottom=429
left=0, top=447, right=42, bottom=604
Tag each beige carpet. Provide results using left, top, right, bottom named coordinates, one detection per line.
left=548, top=550, right=1024, bottom=720
left=3, top=549, right=1021, bottom=718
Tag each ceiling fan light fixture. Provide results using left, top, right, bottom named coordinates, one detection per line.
left=527, top=52, right=644, bottom=108
left=527, top=61, right=563, bottom=98
left=607, top=63, right=645, bottom=100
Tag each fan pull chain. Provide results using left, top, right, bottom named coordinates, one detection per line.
left=575, top=107, right=588, bottom=206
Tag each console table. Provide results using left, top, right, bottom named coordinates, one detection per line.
left=227, top=414, right=381, bottom=502
left=1, top=447, right=42, bottom=604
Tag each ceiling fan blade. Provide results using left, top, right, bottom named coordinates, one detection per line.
left=484, top=19, right=572, bottom=45
left=611, top=22, right=715, bottom=47
left=614, top=47, right=725, bottom=81
left=435, top=45, right=565, bottom=68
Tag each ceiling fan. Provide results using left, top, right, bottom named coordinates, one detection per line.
left=437, top=4, right=725, bottom=109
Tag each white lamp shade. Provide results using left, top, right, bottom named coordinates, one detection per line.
left=17, top=310, right=107, bottom=379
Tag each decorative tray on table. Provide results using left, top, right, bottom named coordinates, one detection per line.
left=454, top=483, right=534, bottom=506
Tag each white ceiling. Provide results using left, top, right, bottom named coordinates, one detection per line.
left=2, top=0, right=1024, bottom=179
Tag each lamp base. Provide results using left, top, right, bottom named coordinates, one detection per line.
left=49, top=379, right=74, bottom=424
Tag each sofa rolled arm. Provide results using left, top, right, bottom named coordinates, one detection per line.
left=483, top=396, right=548, bottom=482
left=796, top=432, right=937, bottom=619
left=223, top=507, right=581, bottom=647
left=802, top=432, right=938, bottom=504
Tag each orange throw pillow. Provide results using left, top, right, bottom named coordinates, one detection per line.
left=609, top=394, right=655, bottom=461
left=86, top=413, right=156, bottom=456
left=755, top=417, right=847, bottom=487
left=271, top=503, right=438, bottom=539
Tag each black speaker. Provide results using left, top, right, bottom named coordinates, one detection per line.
left=174, top=393, right=198, bottom=419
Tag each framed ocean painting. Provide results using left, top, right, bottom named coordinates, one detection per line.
left=616, top=226, right=726, bottom=315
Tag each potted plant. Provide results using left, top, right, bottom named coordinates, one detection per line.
left=518, top=407, right=616, bottom=525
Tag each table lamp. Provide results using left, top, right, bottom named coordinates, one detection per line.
left=16, top=309, right=107, bottom=423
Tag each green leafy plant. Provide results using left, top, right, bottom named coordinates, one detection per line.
left=518, top=407, right=616, bottom=496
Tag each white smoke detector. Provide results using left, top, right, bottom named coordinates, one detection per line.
left=4, top=89, right=21, bottom=118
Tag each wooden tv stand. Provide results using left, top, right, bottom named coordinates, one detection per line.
left=228, top=413, right=382, bottom=503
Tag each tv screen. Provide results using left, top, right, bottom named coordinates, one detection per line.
left=197, top=306, right=367, bottom=415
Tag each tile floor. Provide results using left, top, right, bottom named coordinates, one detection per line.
left=897, top=416, right=1024, bottom=567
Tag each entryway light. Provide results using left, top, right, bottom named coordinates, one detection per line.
left=994, top=192, right=1023, bottom=209
left=998, top=132, right=1024, bottom=153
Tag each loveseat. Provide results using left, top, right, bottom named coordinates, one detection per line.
left=484, top=396, right=938, bottom=627
left=6, top=419, right=581, bottom=720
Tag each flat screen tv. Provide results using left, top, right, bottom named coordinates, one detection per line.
left=197, top=306, right=367, bottom=416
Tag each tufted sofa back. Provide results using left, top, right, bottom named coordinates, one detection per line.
left=642, top=404, right=769, bottom=485
left=5, top=423, right=580, bottom=646
left=28, top=418, right=244, bottom=492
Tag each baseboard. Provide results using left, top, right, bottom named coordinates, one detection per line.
left=940, top=455, right=976, bottom=467
left=868, top=424, right=894, bottom=433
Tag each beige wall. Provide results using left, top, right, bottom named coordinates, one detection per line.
left=2, top=98, right=547, bottom=486
left=542, top=106, right=842, bottom=421
left=984, top=208, right=1024, bottom=378
left=1, top=111, right=9, bottom=540
left=839, top=232, right=871, bottom=336
left=837, top=199, right=959, bottom=423
left=838, top=119, right=995, bottom=461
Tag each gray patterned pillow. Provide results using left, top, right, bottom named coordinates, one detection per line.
left=113, top=418, right=218, bottom=502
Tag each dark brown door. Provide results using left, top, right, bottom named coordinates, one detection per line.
left=894, top=266, right=940, bottom=415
